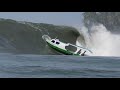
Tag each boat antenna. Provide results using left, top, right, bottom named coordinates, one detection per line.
left=55, top=36, right=58, bottom=39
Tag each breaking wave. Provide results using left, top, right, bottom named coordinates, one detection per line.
left=76, top=24, right=120, bottom=56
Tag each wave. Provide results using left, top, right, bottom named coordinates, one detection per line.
left=1, top=12, right=120, bottom=56
left=0, top=19, right=79, bottom=54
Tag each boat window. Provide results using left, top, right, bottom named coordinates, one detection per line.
left=51, top=40, right=55, bottom=43
left=56, top=42, right=60, bottom=44
left=65, top=45, right=77, bottom=52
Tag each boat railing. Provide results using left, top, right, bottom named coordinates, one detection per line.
left=42, top=35, right=51, bottom=41
left=68, top=43, right=93, bottom=54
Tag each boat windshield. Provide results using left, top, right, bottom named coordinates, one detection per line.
left=51, top=39, right=60, bottom=45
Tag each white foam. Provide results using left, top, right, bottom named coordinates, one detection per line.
left=75, top=24, right=120, bottom=56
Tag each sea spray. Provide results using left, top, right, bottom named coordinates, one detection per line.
left=76, top=24, right=120, bottom=56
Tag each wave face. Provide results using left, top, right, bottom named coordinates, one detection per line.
left=76, top=12, right=120, bottom=56
left=0, top=19, right=79, bottom=54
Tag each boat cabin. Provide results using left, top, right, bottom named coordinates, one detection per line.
left=50, top=39, right=86, bottom=56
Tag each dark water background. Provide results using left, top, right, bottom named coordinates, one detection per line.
left=0, top=53, right=120, bottom=78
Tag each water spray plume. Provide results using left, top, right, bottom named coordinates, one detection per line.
left=76, top=24, right=120, bottom=56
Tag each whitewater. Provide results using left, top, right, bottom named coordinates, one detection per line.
left=76, top=24, right=120, bottom=56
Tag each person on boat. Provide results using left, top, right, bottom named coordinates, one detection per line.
left=81, top=51, right=86, bottom=56
left=77, top=49, right=81, bottom=54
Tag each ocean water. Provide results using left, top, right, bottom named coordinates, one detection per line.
left=0, top=53, right=120, bottom=78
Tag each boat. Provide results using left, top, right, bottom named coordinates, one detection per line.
left=42, top=35, right=93, bottom=56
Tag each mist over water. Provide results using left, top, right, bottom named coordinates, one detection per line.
left=76, top=24, right=120, bottom=56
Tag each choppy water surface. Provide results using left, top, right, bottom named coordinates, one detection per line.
left=0, top=53, right=120, bottom=78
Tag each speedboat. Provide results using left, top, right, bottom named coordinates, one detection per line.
left=42, top=35, right=92, bottom=56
